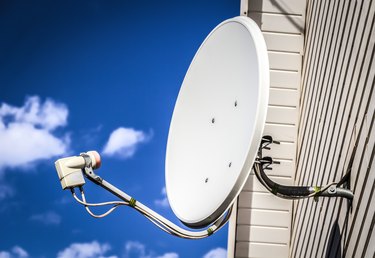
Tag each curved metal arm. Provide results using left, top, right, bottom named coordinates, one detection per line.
left=81, top=165, right=232, bottom=239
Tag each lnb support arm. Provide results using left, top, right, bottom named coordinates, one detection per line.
left=74, top=158, right=232, bottom=239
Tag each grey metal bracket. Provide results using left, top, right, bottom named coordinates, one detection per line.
left=255, top=135, right=354, bottom=200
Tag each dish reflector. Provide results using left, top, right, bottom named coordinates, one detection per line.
left=165, top=16, right=269, bottom=228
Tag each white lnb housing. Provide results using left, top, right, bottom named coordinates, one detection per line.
left=55, top=151, right=101, bottom=190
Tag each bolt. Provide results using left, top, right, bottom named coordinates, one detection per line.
left=205, top=178, right=209, bottom=183
left=229, top=162, right=232, bottom=167
left=211, top=118, right=215, bottom=123
left=328, top=186, right=337, bottom=194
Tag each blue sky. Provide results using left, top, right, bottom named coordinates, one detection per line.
left=0, top=1, right=239, bottom=257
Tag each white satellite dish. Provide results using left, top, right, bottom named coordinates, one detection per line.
left=54, top=15, right=349, bottom=240
left=165, top=16, right=269, bottom=228
left=54, top=15, right=353, bottom=239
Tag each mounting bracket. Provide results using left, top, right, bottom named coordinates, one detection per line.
left=254, top=136, right=354, bottom=200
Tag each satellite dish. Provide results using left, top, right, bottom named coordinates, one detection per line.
left=165, top=16, right=270, bottom=228
left=54, top=15, right=353, bottom=240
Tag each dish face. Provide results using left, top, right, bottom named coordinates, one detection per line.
left=165, top=16, right=269, bottom=228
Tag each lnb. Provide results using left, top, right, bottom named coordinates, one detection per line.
left=55, top=151, right=101, bottom=190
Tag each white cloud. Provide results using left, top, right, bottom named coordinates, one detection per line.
left=203, top=248, right=226, bottom=258
left=10, top=247, right=28, bottom=258
left=156, top=253, right=179, bottom=258
left=102, top=127, right=151, bottom=159
left=0, top=184, right=14, bottom=201
left=57, top=241, right=117, bottom=258
left=0, top=96, right=69, bottom=170
left=154, top=187, right=170, bottom=208
left=0, top=252, right=11, bottom=258
left=0, top=246, right=29, bottom=258
left=125, top=241, right=147, bottom=258
left=30, top=210, right=61, bottom=225
left=55, top=196, right=72, bottom=205
left=124, top=241, right=178, bottom=258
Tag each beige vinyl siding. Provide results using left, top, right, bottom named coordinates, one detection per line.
left=228, top=0, right=307, bottom=257
left=291, top=0, right=375, bottom=257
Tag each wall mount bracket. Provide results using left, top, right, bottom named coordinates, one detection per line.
left=254, top=136, right=354, bottom=200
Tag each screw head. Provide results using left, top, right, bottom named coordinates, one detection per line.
left=328, top=186, right=337, bottom=194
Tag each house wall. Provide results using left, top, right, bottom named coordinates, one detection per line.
left=228, top=0, right=307, bottom=257
left=290, top=0, right=375, bottom=257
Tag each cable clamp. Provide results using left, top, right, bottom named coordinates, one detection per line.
left=80, top=153, right=92, bottom=168
left=257, top=156, right=281, bottom=170
left=261, top=135, right=280, bottom=150
left=82, top=165, right=103, bottom=185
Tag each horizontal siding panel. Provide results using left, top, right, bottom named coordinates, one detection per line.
left=266, top=106, right=298, bottom=125
left=236, top=242, right=289, bottom=258
left=249, top=12, right=305, bottom=34
left=269, top=51, right=302, bottom=71
left=238, top=192, right=292, bottom=211
left=267, top=159, right=295, bottom=177
left=270, top=70, right=301, bottom=89
left=232, top=2, right=306, bottom=257
left=237, top=208, right=291, bottom=227
left=243, top=174, right=293, bottom=192
left=263, top=141, right=296, bottom=160
left=248, top=160, right=295, bottom=178
left=264, top=123, right=297, bottom=142
left=263, top=32, right=304, bottom=53
left=237, top=225, right=289, bottom=242
left=248, top=0, right=306, bottom=15
left=269, top=88, right=299, bottom=107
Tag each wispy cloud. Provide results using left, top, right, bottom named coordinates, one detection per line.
left=203, top=248, right=226, bottom=258
left=125, top=241, right=146, bottom=258
left=0, top=96, right=69, bottom=170
left=0, top=246, right=29, bottom=258
left=154, top=187, right=170, bottom=208
left=102, top=127, right=151, bottom=159
left=57, top=241, right=117, bottom=258
left=156, top=253, right=179, bottom=258
left=54, top=196, right=72, bottom=205
left=10, top=247, right=28, bottom=258
left=125, top=241, right=178, bottom=258
left=30, top=210, right=61, bottom=225
left=0, top=183, right=14, bottom=201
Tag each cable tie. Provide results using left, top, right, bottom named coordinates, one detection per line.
left=129, top=198, right=137, bottom=207
left=313, top=186, right=321, bottom=193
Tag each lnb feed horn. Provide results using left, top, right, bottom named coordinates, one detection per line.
left=55, top=151, right=101, bottom=190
